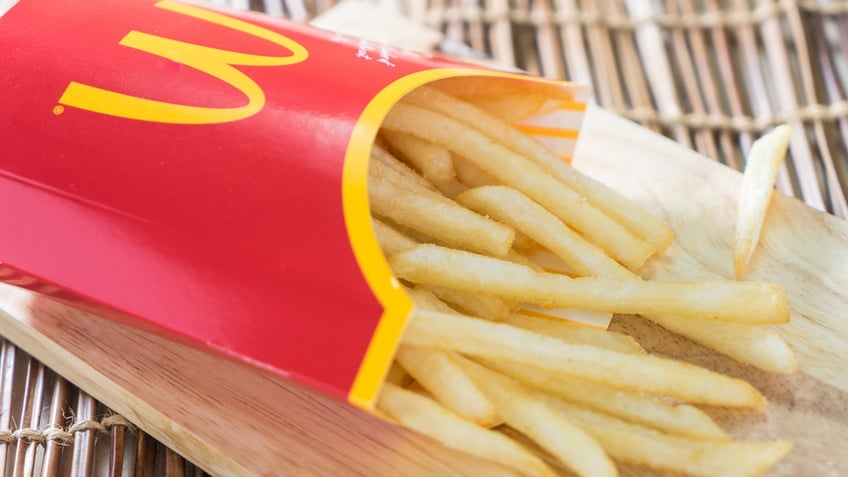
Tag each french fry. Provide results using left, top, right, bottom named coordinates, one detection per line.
left=734, top=124, right=792, bottom=277
left=522, top=249, right=578, bottom=275
left=541, top=395, right=792, bottom=477
left=521, top=305, right=611, bottom=328
left=395, top=346, right=498, bottom=426
left=407, top=279, right=514, bottom=324
left=452, top=155, right=499, bottom=187
left=382, top=219, right=436, bottom=245
left=368, top=178, right=515, bottom=257
left=377, top=383, right=557, bottom=477
left=644, top=314, right=798, bottom=374
left=371, top=218, right=418, bottom=257
left=373, top=199, right=535, bottom=276
left=391, top=244, right=790, bottom=324
left=424, top=285, right=515, bottom=321
left=372, top=144, right=437, bottom=192
left=453, top=184, right=797, bottom=369
left=500, top=312, right=644, bottom=355
left=377, top=237, right=516, bottom=322
left=504, top=249, right=545, bottom=272
left=370, top=155, right=434, bottom=195
left=464, top=181, right=798, bottom=373
left=404, top=308, right=766, bottom=407
left=405, top=286, right=456, bottom=313
left=382, top=130, right=456, bottom=185
left=456, top=356, right=617, bottom=477
left=453, top=181, right=798, bottom=370
left=406, top=85, right=674, bottom=253
left=456, top=186, right=632, bottom=279
left=483, top=359, right=727, bottom=440
left=383, top=102, right=654, bottom=270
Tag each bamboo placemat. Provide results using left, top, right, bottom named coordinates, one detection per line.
left=409, top=0, right=848, bottom=218
left=2, top=0, right=846, bottom=475
left=0, top=339, right=209, bottom=476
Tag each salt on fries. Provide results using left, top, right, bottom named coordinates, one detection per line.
left=369, top=79, right=794, bottom=476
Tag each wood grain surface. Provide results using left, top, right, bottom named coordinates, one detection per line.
left=0, top=106, right=845, bottom=476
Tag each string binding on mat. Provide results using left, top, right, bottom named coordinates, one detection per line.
left=615, top=102, right=848, bottom=133
left=0, top=415, right=136, bottom=446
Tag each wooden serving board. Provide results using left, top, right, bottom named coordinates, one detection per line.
left=0, top=106, right=846, bottom=476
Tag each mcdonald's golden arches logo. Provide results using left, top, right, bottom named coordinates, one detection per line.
left=57, top=1, right=308, bottom=124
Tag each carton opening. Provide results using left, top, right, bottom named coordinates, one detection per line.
left=348, top=74, right=597, bottom=410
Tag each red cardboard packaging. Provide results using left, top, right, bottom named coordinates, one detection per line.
left=0, top=0, right=589, bottom=408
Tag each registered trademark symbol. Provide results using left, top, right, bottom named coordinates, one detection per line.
left=53, top=105, right=64, bottom=115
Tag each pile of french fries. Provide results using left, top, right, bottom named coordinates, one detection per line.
left=369, top=79, right=795, bottom=477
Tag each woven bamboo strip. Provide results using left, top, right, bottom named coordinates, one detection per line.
left=813, top=12, right=848, bottom=204
left=582, top=0, right=626, bottom=112
left=533, top=0, right=565, bottom=79
left=70, top=393, right=97, bottom=477
left=261, top=0, right=285, bottom=18
left=601, top=0, right=660, bottom=134
left=134, top=431, right=155, bottom=477
left=110, top=419, right=127, bottom=477
left=464, top=0, right=486, bottom=52
left=623, top=0, right=692, bottom=147
left=663, top=0, right=720, bottom=160
left=285, top=0, right=309, bottom=21
left=605, top=101, right=848, bottom=131
left=427, top=0, right=448, bottom=34
left=446, top=0, right=464, bottom=48
left=12, top=358, right=45, bottom=477
left=707, top=0, right=755, bottom=157
left=784, top=2, right=848, bottom=216
left=43, top=376, right=70, bottom=477
left=728, top=0, right=796, bottom=197
left=756, top=0, right=826, bottom=208
left=512, top=0, right=542, bottom=75
left=552, top=0, right=593, bottom=84
left=0, top=342, right=15, bottom=474
left=679, top=0, right=741, bottom=168
left=484, top=0, right=514, bottom=65
left=166, top=448, right=185, bottom=477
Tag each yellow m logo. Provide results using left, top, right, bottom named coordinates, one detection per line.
left=58, top=1, right=308, bottom=124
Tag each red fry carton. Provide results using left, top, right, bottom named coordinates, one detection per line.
left=0, top=0, right=590, bottom=409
